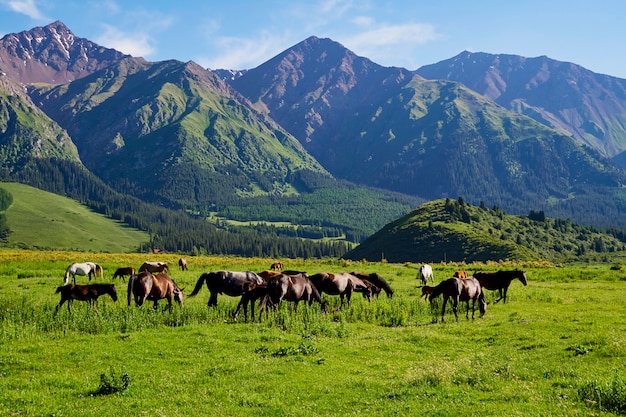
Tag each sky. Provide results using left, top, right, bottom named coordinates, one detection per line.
left=0, top=0, right=624, bottom=78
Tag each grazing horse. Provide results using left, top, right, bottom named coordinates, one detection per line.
left=112, top=267, right=135, bottom=282
left=474, top=270, right=528, bottom=303
left=127, top=271, right=183, bottom=311
left=418, top=264, right=434, bottom=285
left=308, top=272, right=375, bottom=308
left=428, top=277, right=487, bottom=322
left=453, top=270, right=468, bottom=278
left=421, top=285, right=434, bottom=300
left=260, top=273, right=325, bottom=315
left=350, top=272, right=394, bottom=298
left=178, top=258, right=188, bottom=271
left=270, top=262, right=283, bottom=271
left=55, top=283, right=117, bottom=314
left=188, top=270, right=264, bottom=320
left=138, top=261, right=170, bottom=273
left=64, top=262, right=103, bottom=284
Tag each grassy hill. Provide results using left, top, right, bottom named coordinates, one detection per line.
left=343, top=198, right=626, bottom=263
left=0, top=182, right=148, bottom=252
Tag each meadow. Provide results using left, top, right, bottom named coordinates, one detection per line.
left=0, top=250, right=625, bottom=416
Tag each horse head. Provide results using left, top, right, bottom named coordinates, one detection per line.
left=518, top=271, right=528, bottom=286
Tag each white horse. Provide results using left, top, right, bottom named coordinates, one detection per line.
left=417, top=264, right=434, bottom=286
left=64, top=262, right=103, bottom=284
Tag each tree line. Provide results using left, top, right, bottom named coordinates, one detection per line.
left=0, top=158, right=349, bottom=258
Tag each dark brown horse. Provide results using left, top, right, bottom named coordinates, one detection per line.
left=127, top=271, right=183, bottom=311
left=138, top=261, right=170, bottom=274
left=178, top=258, right=188, bottom=271
left=474, top=270, right=528, bottom=303
left=189, top=270, right=264, bottom=320
left=350, top=271, right=394, bottom=298
left=309, top=272, right=375, bottom=308
left=270, top=262, right=283, bottom=271
left=259, top=273, right=325, bottom=315
left=55, top=283, right=118, bottom=314
left=112, top=267, right=135, bottom=282
left=429, top=277, right=487, bottom=322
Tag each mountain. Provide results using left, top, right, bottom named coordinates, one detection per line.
left=415, top=51, right=626, bottom=160
left=229, top=37, right=626, bottom=226
left=0, top=72, right=80, bottom=171
left=343, top=198, right=626, bottom=263
left=0, top=21, right=129, bottom=85
left=29, top=57, right=330, bottom=209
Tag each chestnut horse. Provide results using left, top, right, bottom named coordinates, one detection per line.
left=428, top=277, right=486, bottom=322
left=308, top=272, right=375, bottom=308
left=178, top=258, right=188, bottom=271
left=127, top=271, right=183, bottom=311
left=474, top=270, right=528, bottom=303
left=138, top=261, right=170, bottom=274
left=55, top=283, right=117, bottom=314
left=350, top=272, right=394, bottom=298
left=112, top=267, right=135, bottom=282
left=453, top=270, right=468, bottom=278
left=270, top=262, right=283, bottom=271
left=259, top=273, right=325, bottom=315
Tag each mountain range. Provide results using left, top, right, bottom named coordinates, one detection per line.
left=2, top=21, right=626, bottom=254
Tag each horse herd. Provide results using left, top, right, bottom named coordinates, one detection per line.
left=54, top=260, right=528, bottom=322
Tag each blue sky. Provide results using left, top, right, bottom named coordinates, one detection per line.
left=0, top=0, right=624, bottom=78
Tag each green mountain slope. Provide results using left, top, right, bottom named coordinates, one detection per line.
left=343, top=198, right=626, bottom=263
left=0, top=182, right=148, bottom=252
left=29, top=58, right=329, bottom=209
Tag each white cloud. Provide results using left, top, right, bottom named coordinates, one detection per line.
left=197, top=32, right=288, bottom=70
left=4, top=0, right=47, bottom=20
left=95, top=24, right=155, bottom=57
left=346, top=23, right=440, bottom=49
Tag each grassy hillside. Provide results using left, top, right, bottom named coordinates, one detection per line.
left=344, top=198, right=626, bottom=263
left=0, top=182, right=148, bottom=252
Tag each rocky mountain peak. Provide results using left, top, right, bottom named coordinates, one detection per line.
left=0, top=20, right=128, bottom=85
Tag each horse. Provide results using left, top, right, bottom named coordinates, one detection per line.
left=308, top=272, right=375, bottom=308
left=350, top=272, right=394, bottom=298
left=270, top=262, right=283, bottom=271
left=63, top=262, right=103, bottom=284
left=178, top=258, right=188, bottom=271
left=474, top=270, right=528, bottom=303
left=188, top=270, right=264, bottom=320
left=421, top=285, right=434, bottom=300
left=259, top=273, right=325, bottom=315
left=112, top=267, right=135, bottom=282
left=127, top=271, right=184, bottom=311
left=453, top=270, right=468, bottom=278
left=55, top=283, right=117, bottom=314
left=428, top=277, right=487, bottom=322
left=418, top=264, right=434, bottom=285
left=138, top=261, right=170, bottom=273
left=258, top=269, right=283, bottom=282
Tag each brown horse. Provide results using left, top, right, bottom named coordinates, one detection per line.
left=474, top=270, right=528, bottom=303
left=138, top=261, right=170, bottom=274
left=453, top=270, right=468, bottom=278
left=428, top=277, right=487, bottom=322
left=55, top=283, right=118, bottom=314
left=178, top=258, right=188, bottom=271
left=350, top=272, right=394, bottom=298
left=127, top=271, right=183, bottom=311
left=259, top=273, right=325, bottom=315
left=421, top=285, right=434, bottom=299
left=270, top=262, right=283, bottom=271
left=308, top=272, right=375, bottom=308
left=112, top=267, right=135, bottom=282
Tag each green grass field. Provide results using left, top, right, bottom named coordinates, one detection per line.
left=0, top=182, right=149, bottom=252
left=0, top=250, right=625, bottom=416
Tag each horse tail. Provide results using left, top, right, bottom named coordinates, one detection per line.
left=96, top=263, right=103, bottom=277
left=189, top=273, right=208, bottom=297
left=127, top=274, right=137, bottom=306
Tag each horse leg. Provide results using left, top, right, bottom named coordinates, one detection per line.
left=453, top=297, right=460, bottom=322
left=208, top=291, right=218, bottom=307
left=441, top=296, right=448, bottom=322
